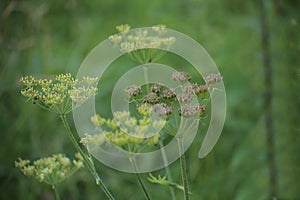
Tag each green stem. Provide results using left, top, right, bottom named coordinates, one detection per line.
left=159, top=140, right=177, bottom=200
left=177, top=137, right=190, bottom=200
left=143, top=65, right=150, bottom=93
left=53, top=185, right=60, bottom=200
left=136, top=173, right=152, bottom=200
left=60, top=115, right=115, bottom=200
left=130, top=157, right=152, bottom=200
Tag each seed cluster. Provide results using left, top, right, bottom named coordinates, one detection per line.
left=191, top=83, right=208, bottom=95
left=179, top=104, right=206, bottom=117
left=205, top=73, right=223, bottom=84
left=124, top=85, right=142, bottom=97
left=143, top=92, right=160, bottom=104
left=15, top=153, right=84, bottom=186
left=153, top=103, right=173, bottom=116
left=124, top=71, right=215, bottom=118
left=162, top=88, right=176, bottom=100
left=171, top=72, right=192, bottom=82
left=177, top=93, right=194, bottom=103
left=151, top=83, right=162, bottom=94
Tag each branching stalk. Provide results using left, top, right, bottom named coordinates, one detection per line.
left=60, top=115, right=115, bottom=200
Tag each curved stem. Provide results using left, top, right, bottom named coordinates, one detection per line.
left=60, top=115, right=115, bottom=200
left=177, top=137, right=189, bottom=200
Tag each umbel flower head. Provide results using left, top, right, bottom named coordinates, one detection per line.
left=15, top=153, right=84, bottom=188
left=108, top=24, right=176, bottom=63
left=20, top=73, right=98, bottom=114
left=82, top=109, right=164, bottom=153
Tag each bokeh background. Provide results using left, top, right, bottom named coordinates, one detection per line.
left=1, top=0, right=299, bottom=199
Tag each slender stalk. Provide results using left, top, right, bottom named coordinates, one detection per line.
left=259, top=0, right=277, bottom=198
left=177, top=137, right=189, bottom=200
left=53, top=186, right=60, bottom=200
left=60, top=115, right=115, bottom=200
left=143, top=65, right=150, bottom=93
left=130, top=156, right=152, bottom=200
left=159, top=140, right=176, bottom=200
left=136, top=173, right=152, bottom=200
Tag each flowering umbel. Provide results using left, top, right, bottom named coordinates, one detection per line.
left=15, top=153, right=84, bottom=188
left=81, top=109, right=164, bottom=153
left=108, top=24, right=176, bottom=63
left=20, top=73, right=98, bottom=114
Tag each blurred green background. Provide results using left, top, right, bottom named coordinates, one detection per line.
left=1, top=0, right=299, bottom=199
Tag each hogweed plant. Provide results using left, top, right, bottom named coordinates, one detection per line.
left=16, top=24, right=223, bottom=200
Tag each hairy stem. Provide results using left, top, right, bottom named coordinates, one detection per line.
left=177, top=137, right=189, bottom=200
left=60, top=115, right=115, bottom=200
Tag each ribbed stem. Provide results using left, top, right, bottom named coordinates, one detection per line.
left=177, top=137, right=189, bottom=200
left=60, top=115, right=115, bottom=200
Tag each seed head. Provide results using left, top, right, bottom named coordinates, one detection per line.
left=143, top=92, right=160, bottom=104
left=124, top=85, right=142, bottom=97
left=191, top=83, right=208, bottom=95
left=162, top=88, right=176, bottom=100
left=205, top=73, right=223, bottom=84
left=172, top=72, right=191, bottom=82
left=153, top=103, right=172, bottom=117
left=177, top=93, right=193, bottom=103
left=151, top=83, right=162, bottom=94
left=178, top=104, right=206, bottom=117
